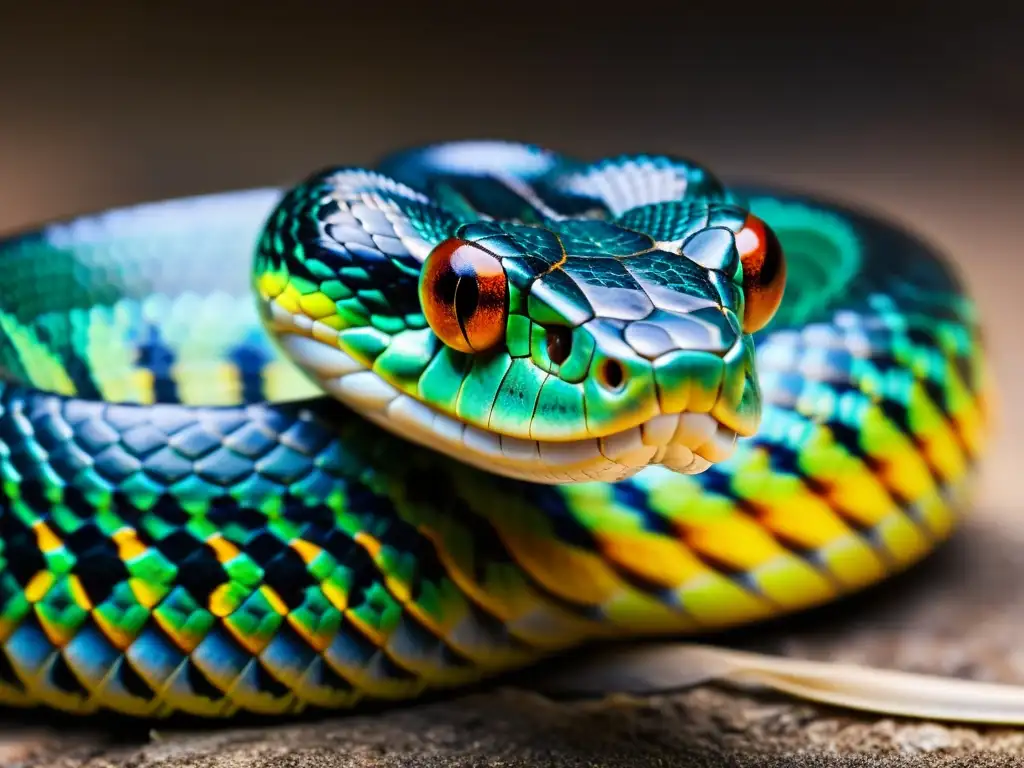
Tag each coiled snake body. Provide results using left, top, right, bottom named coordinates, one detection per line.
left=0, top=141, right=989, bottom=718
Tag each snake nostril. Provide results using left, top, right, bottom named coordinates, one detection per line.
left=599, top=359, right=626, bottom=391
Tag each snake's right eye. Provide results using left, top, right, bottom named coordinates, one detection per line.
left=420, top=238, right=509, bottom=354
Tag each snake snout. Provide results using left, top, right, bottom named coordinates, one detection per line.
left=640, top=337, right=761, bottom=475
left=572, top=312, right=760, bottom=476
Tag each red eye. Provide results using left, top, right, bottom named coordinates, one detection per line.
left=736, top=214, right=786, bottom=333
left=419, top=238, right=509, bottom=353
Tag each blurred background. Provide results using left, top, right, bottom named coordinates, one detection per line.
left=0, top=2, right=1021, bottom=507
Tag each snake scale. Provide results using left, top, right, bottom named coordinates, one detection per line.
left=0, top=140, right=991, bottom=719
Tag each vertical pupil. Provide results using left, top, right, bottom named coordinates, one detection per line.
left=454, top=274, right=480, bottom=325
left=759, top=226, right=783, bottom=285
left=435, top=269, right=460, bottom=306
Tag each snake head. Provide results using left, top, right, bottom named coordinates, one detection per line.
left=257, top=142, right=785, bottom=484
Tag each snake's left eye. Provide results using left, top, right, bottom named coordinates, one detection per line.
left=736, top=214, right=786, bottom=333
left=420, top=238, right=509, bottom=353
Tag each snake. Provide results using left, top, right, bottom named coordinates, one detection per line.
left=0, top=140, right=995, bottom=721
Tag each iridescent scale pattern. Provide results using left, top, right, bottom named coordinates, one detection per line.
left=0, top=142, right=989, bottom=717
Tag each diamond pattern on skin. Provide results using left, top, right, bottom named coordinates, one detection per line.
left=0, top=382, right=561, bottom=714
left=0, top=143, right=988, bottom=718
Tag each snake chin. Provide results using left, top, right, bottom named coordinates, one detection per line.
left=269, top=307, right=738, bottom=484
left=641, top=411, right=739, bottom=474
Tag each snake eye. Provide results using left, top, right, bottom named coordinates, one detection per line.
left=736, top=214, right=786, bottom=333
left=420, top=238, right=509, bottom=353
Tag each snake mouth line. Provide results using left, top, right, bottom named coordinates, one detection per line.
left=268, top=302, right=738, bottom=484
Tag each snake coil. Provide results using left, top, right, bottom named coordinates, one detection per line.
left=0, top=141, right=996, bottom=721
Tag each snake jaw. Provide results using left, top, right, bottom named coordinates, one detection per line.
left=266, top=293, right=748, bottom=484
